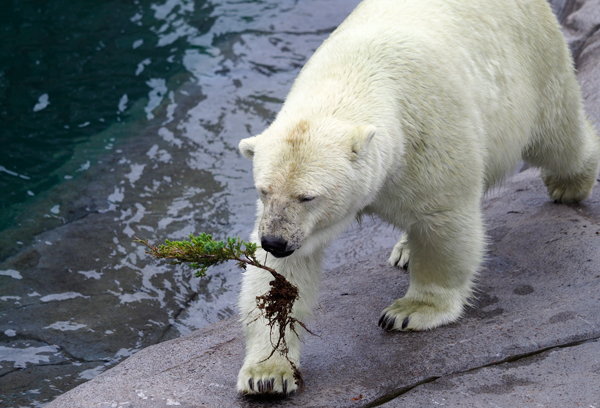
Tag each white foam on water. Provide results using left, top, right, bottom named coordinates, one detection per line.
left=40, top=292, right=90, bottom=302
left=77, top=160, right=91, bottom=172
left=108, top=290, right=154, bottom=304
left=121, top=203, right=147, bottom=237
left=43, top=321, right=87, bottom=331
left=0, top=345, right=59, bottom=368
left=78, top=269, right=103, bottom=280
left=33, top=93, right=50, bottom=112
left=108, top=187, right=125, bottom=203
left=144, top=78, right=167, bottom=119
left=114, top=348, right=138, bottom=358
left=118, top=94, right=129, bottom=113
left=156, top=186, right=204, bottom=231
left=158, top=126, right=183, bottom=147
left=182, top=48, right=215, bottom=80
left=136, top=58, right=151, bottom=76
left=146, top=145, right=172, bottom=163
left=78, top=365, right=106, bottom=380
left=162, top=91, right=178, bottom=125
left=0, top=269, right=22, bottom=279
left=130, top=11, right=142, bottom=24
left=152, top=0, right=193, bottom=20
left=101, top=186, right=126, bottom=213
left=0, top=165, right=30, bottom=180
left=125, top=163, right=146, bottom=186
left=152, top=0, right=197, bottom=47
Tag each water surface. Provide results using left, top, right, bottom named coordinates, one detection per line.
left=0, top=0, right=362, bottom=406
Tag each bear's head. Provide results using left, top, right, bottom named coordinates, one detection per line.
left=239, top=118, right=376, bottom=258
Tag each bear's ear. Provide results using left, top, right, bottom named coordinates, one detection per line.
left=239, top=136, right=258, bottom=160
left=351, top=125, right=376, bottom=158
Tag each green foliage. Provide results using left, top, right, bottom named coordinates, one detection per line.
left=135, top=233, right=259, bottom=278
left=136, top=232, right=309, bottom=389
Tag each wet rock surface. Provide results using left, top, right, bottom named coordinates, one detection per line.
left=386, top=340, right=600, bottom=407
left=5, top=0, right=600, bottom=406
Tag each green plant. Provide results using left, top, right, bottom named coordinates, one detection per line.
left=135, top=233, right=309, bottom=389
left=136, top=233, right=259, bottom=278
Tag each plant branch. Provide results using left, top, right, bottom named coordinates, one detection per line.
left=135, top=233, right=309, bottom=390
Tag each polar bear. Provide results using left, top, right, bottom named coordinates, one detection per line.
left=236, top=0, right=600, bottom=395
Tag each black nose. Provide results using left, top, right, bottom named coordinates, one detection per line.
left=261, top=236, right=295, bottom=258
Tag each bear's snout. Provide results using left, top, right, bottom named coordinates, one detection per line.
left=261, top=235, right=295, bottom=258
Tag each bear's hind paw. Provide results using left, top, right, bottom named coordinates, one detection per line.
left=542, top=168, right=597, bottom=204
left=378, top=296, right=462, bottom=332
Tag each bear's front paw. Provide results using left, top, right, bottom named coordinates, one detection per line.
left=388, top=235, right=409, bottom=269
left=378, top=295, right=463, bottom=332
left=237, top=358, right=298, bottom=396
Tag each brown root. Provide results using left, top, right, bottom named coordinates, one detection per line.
left=254, top=270, right=313, bottom=389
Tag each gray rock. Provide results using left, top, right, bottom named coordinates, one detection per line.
left=46, top=167, right=600, bottom=407
left=383, top=340, right=600, bottom=407
left=548, top=0, right=581, bottom=22
left=558, top=0, right=600, bottom=63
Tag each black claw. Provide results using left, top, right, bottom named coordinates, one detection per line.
left=257, top=379, right=263, bottom=393
left=283, top=379, right=288, bottom=395
left=249, top=378, right=254, bottom=391
left=379, top=313, right=395, bottom=330
left=402, top=260, right=409, bottom=270
left=402, top=317, right=410, bottom=330
left=270, top=378, right=275, bottom=391
left=385, top=317, right=396, bottom=331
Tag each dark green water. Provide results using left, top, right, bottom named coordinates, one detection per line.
left=0, top=0, right=214, bottom=233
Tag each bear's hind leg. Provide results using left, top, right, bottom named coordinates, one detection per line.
left=388, top=233, right=410, bottom=270
left=524, top=111, right=600, bottom=204
left=379, top=207, right=484, bottom=332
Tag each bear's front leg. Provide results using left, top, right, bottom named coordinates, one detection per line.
left=237, top=247, right=322, bottom=395
left=379, top=206, right=485, bottom=332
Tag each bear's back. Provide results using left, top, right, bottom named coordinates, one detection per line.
left=291, top=0, right=578, bottom=189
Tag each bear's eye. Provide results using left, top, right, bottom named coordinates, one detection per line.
left=258, top=188, right=269, bottom=198
left=298, top=195, right=315, bottom=203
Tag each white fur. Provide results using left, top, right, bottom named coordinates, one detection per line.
left=388, top=232, right=410, bottom=269
left=237, top=0, right=600, bottom=395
